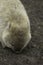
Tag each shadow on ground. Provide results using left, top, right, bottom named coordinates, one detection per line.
left=0, top=0, right=43, bottom=65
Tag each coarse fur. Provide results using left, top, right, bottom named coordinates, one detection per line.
left=0, top=0, right=31, bottom=52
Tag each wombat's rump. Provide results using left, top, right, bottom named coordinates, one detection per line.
left=0, top=0, right=31, bottom=52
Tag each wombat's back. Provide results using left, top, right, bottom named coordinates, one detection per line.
left=0, top=0, right=30, bottom=38
left=0, top=0, right=31, bottom=52
left=0, top=0, right=29, bottom=20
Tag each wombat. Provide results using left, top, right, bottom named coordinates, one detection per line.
left=0, top=0, right=31, bottom=52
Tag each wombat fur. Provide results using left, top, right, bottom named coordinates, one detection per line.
left=0, top=0, right=31, bottom=52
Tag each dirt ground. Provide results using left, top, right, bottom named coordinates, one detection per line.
left=0, top=0, right=43, bottom=65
